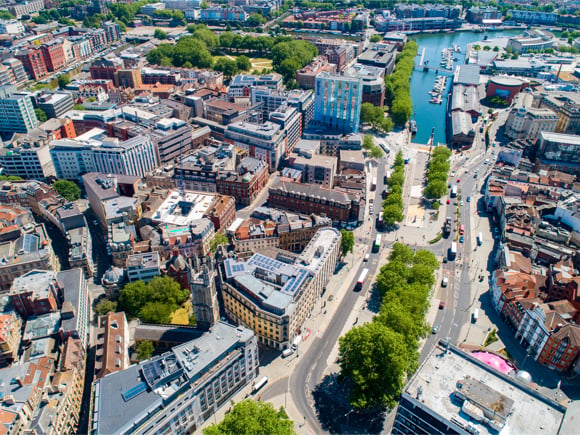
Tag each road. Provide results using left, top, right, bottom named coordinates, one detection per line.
left=259, top=152, right=391, bottom=433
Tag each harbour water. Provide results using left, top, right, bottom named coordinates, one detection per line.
left=409, top=30, right=521, bottom=145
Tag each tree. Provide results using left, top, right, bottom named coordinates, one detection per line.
left=52, top=180, right=81, bottom=201
left=210, top=233, right=229, bottom=253
left=200, top=0, right=209, bottom=8
left=34, top=108, right=48, bottom=123
left=424, top=179, right=448, bottom=199
left=383, top=203, right=404, bottom=226
left=213, top=58, right=239, bottom=77
left=493, top=46, right=499, bottom=52
left=137, top=340, right=154, bottom=361
left=370, top=34, right=382, bottom=43
left=204, top=400, right=294, bottom=435
left=154, top=28, right=168, bottom=40
left=339, top=322, right=409, bottom=409
left=118, top=276, right=189, bottom=323
left=0, top=11, right=15, bottom=20
left=370, top=146, right=382, bottom=158
left=95, top=298, right=117, bottom=316
left=57, top=73, right=70, bottom=89
left=247, top=13, right=267, bottom=27
left=236, top=55, right=252, bottom=71
left=340, top=229, right=355, bottom=258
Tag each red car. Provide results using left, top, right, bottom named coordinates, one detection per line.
left=447, top=199, right=450, bottom=204
left=439, top=301, right=445, bottom=309
left=457, top=178, right=461, bottom=183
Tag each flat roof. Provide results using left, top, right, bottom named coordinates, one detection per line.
left=93, top=322, right=254, bottom=434
left=401, top=342, right=566, bottom=435
left=152, top=190, right=215, bottom=226
left=541, top=131, right=580, bottom=145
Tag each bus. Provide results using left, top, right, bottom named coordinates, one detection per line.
left=252, top=376, right=269, bottom=393
left=371, top=177, right=377, bottom=191
left=451, top=185, right=458, bottom=198
left=355, top=268, right=369, bottom=291
left=459, top=224, right=465, bottom=235
left=377, top=211, right=384, bottom=228
left=477, top=232, right=483, bottom=246
left=448, top=242, right=457, bottom=260
left=373, top=234, right=381, bottom=252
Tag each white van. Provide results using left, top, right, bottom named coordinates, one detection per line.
left=282, top=349, right=294, bottom=358
left=442, top=277, right=448, bottom=287
left=364, top=253, right=370, bottom=262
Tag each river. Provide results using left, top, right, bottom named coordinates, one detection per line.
left=409, top=29, right=522, bottom=145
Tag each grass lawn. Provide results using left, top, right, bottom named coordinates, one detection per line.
left=250, top=57, right=272, bottom=69
left=170, top=301, right=191, bottom=325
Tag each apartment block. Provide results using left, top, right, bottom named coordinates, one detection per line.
left=9, top=270, right=60, bottom=318
left=215, top=157, right=268, bottom=206
left=0, top=87, right=39, bottom=135
left=95, top=311, right=130, bottom=379
left=37, top=92, right=75, bottom=119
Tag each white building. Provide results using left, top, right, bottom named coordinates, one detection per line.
left=505, top=106, right=558, bottom=142
left=0, top=142, right=56, bottom=180
left=0, top=19, right=24, bottom=35
left=0, top=87, right=39, bottom=134
left=50, top=129, right=159, bottom=182
left=126, top=252, right=161, bottom=282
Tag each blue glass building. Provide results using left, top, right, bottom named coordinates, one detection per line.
left=314, top=73, right=363, bottom=134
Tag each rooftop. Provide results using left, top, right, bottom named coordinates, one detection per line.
left=93, top=322, right=254, bottom=435
left=402, top=342, right=566, bottom=435
left=152, top=190, right=215, bottom=226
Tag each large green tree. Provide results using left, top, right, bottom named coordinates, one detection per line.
left=210, top=233, right=229, bottom=253
left=52, top=180, right=81, bottom=201
left=57, top=74, right=70, bottom=89
left=339, top=322, right=409, bottom=409
left=340, top=229, right=355, bottom=258
left=118, top=276, right=189, bottom=324
left=35, top=108, right=48, bottom=123
left=204, top=400, right=295, bottom=435
left=137, top=340, right=154, bottom=361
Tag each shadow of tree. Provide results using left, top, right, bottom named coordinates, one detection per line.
left=312, top=374, right=386, bottom=434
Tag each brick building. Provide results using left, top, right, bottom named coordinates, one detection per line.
left=268, top=180, right=362, bottom=222
left=15, top=47, right=47, bottom=80
left=9, top=270, right=60, bottom=318
left=216, top=157, right=269, bottom=206
left=41, top=40, right=66, bottom=72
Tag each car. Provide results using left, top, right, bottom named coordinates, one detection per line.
left=439, top=301, right=445, bottom=309
left=443, top=257, right=448, bottom=263
left=474, top=173, right=478, bottom=178
left=460, top=200, right=464, bottom=206
left=432, top=326, right=439, bottom=334
left=467, top=196, right=471, bottom=202
left=369, top=199, right=374, bottom=204
left=457, top=178, right=461, bottom=183
left=93, top=220, right=98, bottom=225
left=460, top=236, right=464, bottom=243
left=484, top=159, right=489, bottom=165
left=447, top=199, right=450, bottom=204
left=493, top=142, right=497, bottom=147
left=492, top=150, right=496, bottom=155
left=450, top=170, right=456, bottom=177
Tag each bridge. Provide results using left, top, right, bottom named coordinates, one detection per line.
left=414, top=64, right=454, bottom=75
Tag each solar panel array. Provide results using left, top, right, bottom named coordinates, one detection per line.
left=281, top=267, right=309, bottom=296
left=224, top=260, right=246, bottom=279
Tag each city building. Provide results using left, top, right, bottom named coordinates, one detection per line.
left=450, top=111, right=475, bottom=149
left=288, top=153, right=337, bottom=189
left=37, top=92, right=75, bottom=119
left=0, top=86, right=39, bottom=135
left=68, top=226, right=94, bottom=278
left=221, top=227, right=340, bottom=349
left=216, top=157, right=269, bottom=206
left=393, top=341, right=566, bottom=434
left=200, top=7, right=248, bottom=22
left=357, top=43, right=397, bottom=74
left=296, top=59, right=336, bottom=90
left=224, top=121, right=287, bottom=171
left=537, top=131, right=580, bottom=169
left=269, top=180, right=362, bottom=223
left=507, top=29, right=557, bottom=54
left=7, top=0, right=45, bottom=18
left=9, top=270, right=60, bottom=318
left=349, top=63, right=386, bottom=107
left=486, top=76, right=528, bottom=104
left=1, top=58, right=28, bottom=87
left=227, top=73, right=283, bottom=98
left=50, top=131, right=159, bottom=183
left=95, top=311, right=130, bottom=379
left=0, top=225, right=59, bottom=291
left=535, top=91, right=580, bottom=135
left=40, top=39, right=66, bottom=72
left=58, top=268, right=89, bottom=349
left=0, top=136, right=55, bottom=180
left=313, top=73, right=363, bottom=134
left=91, top=322, right=259, bottom=434
left=466, top=6, right=502, bottom=24
left=126, top=252, right=161, bottom=282
left=509, top=10, right=558, bottom=25
left=269, top=105, right=302, bottom=156
left=0, top=19, right=24, bottom=35
left=0, top=311, right=22, bottom=367
left=505, top=94, right=558, bottom=142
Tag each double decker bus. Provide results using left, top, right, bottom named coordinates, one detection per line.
left=373, top=234, right=382, bottom=252
left=448, top=242, right=457, bottom=260
left=355, top=268, right=369, bottom=291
